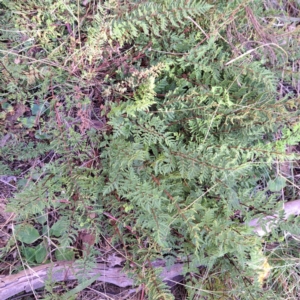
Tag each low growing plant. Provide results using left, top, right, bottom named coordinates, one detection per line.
left=1, top=0, right=300, bottom=299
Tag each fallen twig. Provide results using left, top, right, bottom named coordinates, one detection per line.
left=0, top=260, right=184, bottom=299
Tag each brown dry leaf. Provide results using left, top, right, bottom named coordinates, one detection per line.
left=89, top=212, right=97, bottom=219
left=5, top=103, right=27, bottom=125
left=79, top=229, right=96, bottom=255
left=0, top=134, right=11, bottom=148
left=107, top=253, right=126, bottom=267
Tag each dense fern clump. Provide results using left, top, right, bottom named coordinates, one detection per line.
left=2, top=0, right=300, bottom=298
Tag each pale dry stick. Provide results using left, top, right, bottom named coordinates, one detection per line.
left=230, top=98, right=288, bottom=116
left=103, top=212, right=135, bottom=234
left=42, top=40, right=69, bottom=61
left=100, top=233, right=143, bottom=268
left=0, top=179, right=16, bottom=189
left=147, top=48, right=186, bottom=56
left=274, top=155, right=286, bottom=204
left=76, top=0, right=82, bottom=52
left=182, top=183, right=218, bottom=213
left=0, top=37, right=35, bottom=57
left=32, top=152, right=57, bottom=183
left=0, top=260, right=185, bottom=299
left=0, top=28, right=28, bottom=33
left=186, top=16, right=209, bottom=39
left=225, top=43, right=287, bottom=66
left=168, top=183, right=218, bottom=227
left=63, top=47, right=85, bottom=71
left=17, top=154, right=55, bottom=187
left=187, top=2, right=245, bottom=50
left=203, top=103, right=220, bottom=143
left=0, top=208, right=15, bottom=229
left=62, top=2, right=77, bottom=20
left=0, top=49, right=70, bottom=71
left=279, top=174, right=300, bottom=192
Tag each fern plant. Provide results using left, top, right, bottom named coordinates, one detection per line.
left=2, top=0, right=300, bottom=299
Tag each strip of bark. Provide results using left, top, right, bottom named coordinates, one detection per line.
left=0, top=260, right=184, bottom=300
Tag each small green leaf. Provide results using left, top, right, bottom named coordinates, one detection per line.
left=55, top=248, right=74, bottom=261
left=268, top=177, right=286, bottom=192
left=20, top=116, right=36, bottom=128
left=124, top=204, right=134, bottom=212
left=31, top=172, right=41, bottom=180
left=31, top=103, right=47, bottom=116
left=15, top=224, right=40, bottom=244
left=42, top=225, right=48, bottom=235
left=1, top=103, right=14, bottom=111
left=35, top=243, right=47, bottom=263
left=35, top=131, right=52, bottom=140
left=17, top=179, right=28, bottom=188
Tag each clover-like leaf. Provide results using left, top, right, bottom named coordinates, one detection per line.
left=35, top=243, right=47, bottom=263
left=21, top=246, right=36, bottom=263
left=15, top=224, right=40, bottom=244
left=268, top=177, right=286, bottom=192
left=50, top=220, right=66, bottom=237
left=55, top=248, right=74, bottom=261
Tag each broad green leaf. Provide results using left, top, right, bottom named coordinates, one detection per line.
left=36, top=215, right=47, bottom=225
left=42, top=225, right=48, bottom=235
left=17, top=179, right=28, bottom=188
left=268, top=177, right=286, bottom=192
left=21, top=246, right=36, bottom=263
left=31, top=172, right=41, bottom=180
left=31, top=103, right=47, bottom=116
left=55, top=248, right=74, bottom=261
left=35, top=243, right=47, bottom=263
left=20, top=116, right=36, bottom=128
left=50, top=220, right=66, bottom=237
left=35, top=132, right=52, bottom=140
left=15, top=224, right=40, bottom=244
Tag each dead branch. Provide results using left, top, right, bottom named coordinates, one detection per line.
left=0, top=260, right=184, bottom=299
